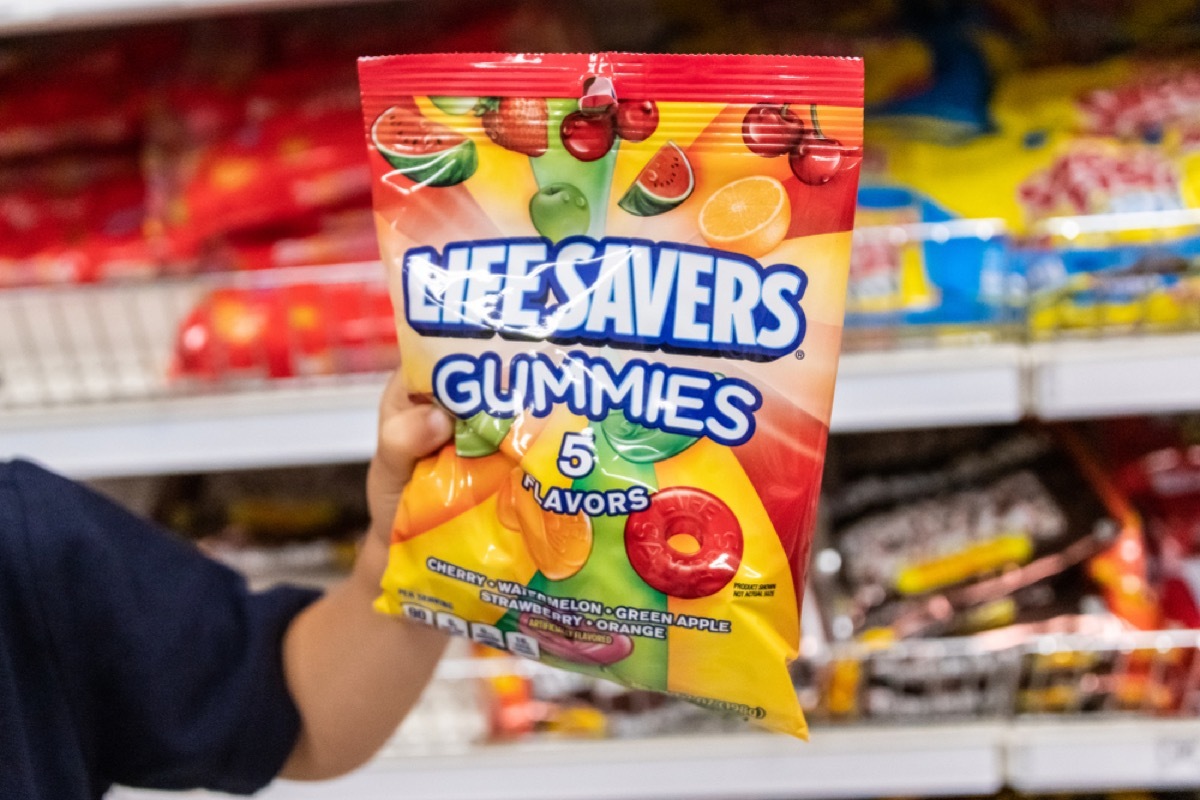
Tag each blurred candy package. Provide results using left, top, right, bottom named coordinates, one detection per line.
left=0, top=32, right=176, bottom=160
left=0, top=156, right=156, bottom=286
left=992, top=58, right=1200, bottom=144
left=1105, top=418, right=1200, bottom=627
left=148, top=60, right=371, bottom=261
left=813, top=426, right=1155, bottom=642
left=847, top=186, right=1016, bottom=348
left=172, top=278, right=397, bottom=381
left=868, top=27, right=995, bottom=143
left=847, top=29, right=1020, bottom=346
left=1018, top=213, right=1200, bottom=338
left=996, top=58, right=1200, bottom=337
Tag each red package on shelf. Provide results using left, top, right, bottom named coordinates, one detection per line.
left=173, top=281, right=397, bottom=380
left=0, top=83, right=140, bottom=160
left=1056, top=427, right=1162, bottom=631
left=0, top=29, right=182, bottom=160
left=1113, top=435, right=1200, bottom=627
left=180, top=106, right=370, bottom=244
left=0, top=157, right=156, bottom=287
left=220, top=210, right=380, bottom=272
left=151, top=62, right=370, bottom=260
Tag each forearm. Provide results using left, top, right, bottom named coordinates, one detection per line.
left=279, top=528, right=448, bottom=780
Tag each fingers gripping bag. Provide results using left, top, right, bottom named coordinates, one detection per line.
left=358, top=52, right=864, bottom=737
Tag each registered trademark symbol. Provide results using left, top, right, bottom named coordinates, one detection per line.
left=794, top=349, right=805, bottom=360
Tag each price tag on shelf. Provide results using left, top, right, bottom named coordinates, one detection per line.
left=1010, top=722, right=1200, bottom=792
left=1154, top=737, right=1200, bottom=781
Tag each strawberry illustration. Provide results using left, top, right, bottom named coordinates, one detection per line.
left=479, top=97, right=548, bottom=157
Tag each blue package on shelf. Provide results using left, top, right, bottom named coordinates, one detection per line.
left=847, top=185, right=1018, bottom=347
left=1018, top=212, right=1200, bottom=338
left=868, top=26, right=995, bottom=143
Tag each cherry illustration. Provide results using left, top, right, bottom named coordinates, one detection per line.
left=615, top=100, right=659, bottom=142
left=790, top=137, right=845, bottom=184
left=789, top=105, right=861, bottom=185
left=561, top=110, right=617, bottom=162
left=741, top=103, right=806, bottom=157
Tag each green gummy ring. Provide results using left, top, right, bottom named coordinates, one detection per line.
left=455, top=412, right=514, bottom=458
left=600, top=411, right=698, bottom=464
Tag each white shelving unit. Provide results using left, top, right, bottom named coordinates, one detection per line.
left=1030, top=334, right=1200, bottom=421
left=110, top=723, right=1004, bottom=800
left=1007, top=718, right=1200, bottom=793
left=6, top=335, right=1197, bottom=479
left=108, top=718, right=1200, bottom=800
left=830, top=343, right=1025, bottom=432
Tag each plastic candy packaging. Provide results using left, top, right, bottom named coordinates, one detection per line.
left=815, top=426, right=1157, bottom=644
left=0, top=156, right=155, bottom=287
left=150, top=62, right=371, bottom=261
left=359, top=52, right=864, bottom=737
left=172, top=281, right=397, bottom=381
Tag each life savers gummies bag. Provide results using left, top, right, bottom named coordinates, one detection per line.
left=358, top=52, right=863, bottom=737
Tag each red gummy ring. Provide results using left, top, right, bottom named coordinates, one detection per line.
left=624, top=487, right=743, bottom=599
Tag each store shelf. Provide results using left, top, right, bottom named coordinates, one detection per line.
left=0, top=267, right=1191, bottom=480
left=109, top=717, right=1200, bottom=800
left=2, top=343, right=1029, bottom=479
left=109, top=723, right=1005, bottom=800
left=8, top=334, right=1200, bottom=478
left=0, top=379, right=384, bottom=479
left=830, top=344, right=1025, bottom=432
left=1030, top=334, right=1200, bottom=421
left=0, top=0, right=367, bottom=35
left=0, top=268, right=387, bottom=479
left=329, top=725, right=1002, bottom=800
left=1007, top=718, right=1200, bottom=793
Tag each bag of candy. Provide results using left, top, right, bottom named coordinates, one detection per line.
left=359, top=52, right=863, bottom=737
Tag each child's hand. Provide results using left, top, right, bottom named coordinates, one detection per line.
left=366, top=371, right=453, bottom=552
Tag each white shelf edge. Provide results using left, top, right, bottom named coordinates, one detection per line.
left=1030, top=333, right=1200, bottom=421
left=2, top=378, right=386, bottom=479
left=831, top=344, right=1025, bottom=432
left=1007, top=717, right=1200, bottom=793
left=7, top=336, right=1200, bottom=479
left=110, top=723, right=1005, bottom=800
left=113, top=717, right=1200, bottom=800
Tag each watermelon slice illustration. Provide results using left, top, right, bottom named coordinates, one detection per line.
left=618, top=141, right=695, bottom=217
left=371, top=104, right=478, bottom=188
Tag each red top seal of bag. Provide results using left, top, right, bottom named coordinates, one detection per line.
left=359, top=52, right=863, bottom=107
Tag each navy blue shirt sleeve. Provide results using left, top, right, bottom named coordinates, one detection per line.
left=1, top=460, right=320, bottom=796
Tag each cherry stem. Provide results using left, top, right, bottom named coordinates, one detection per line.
left=809, top=104, right=824, bottom=139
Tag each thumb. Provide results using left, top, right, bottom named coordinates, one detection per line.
left=373, top=405, right=454, bottom=487
left=368, top=404, right=453, bottom=539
